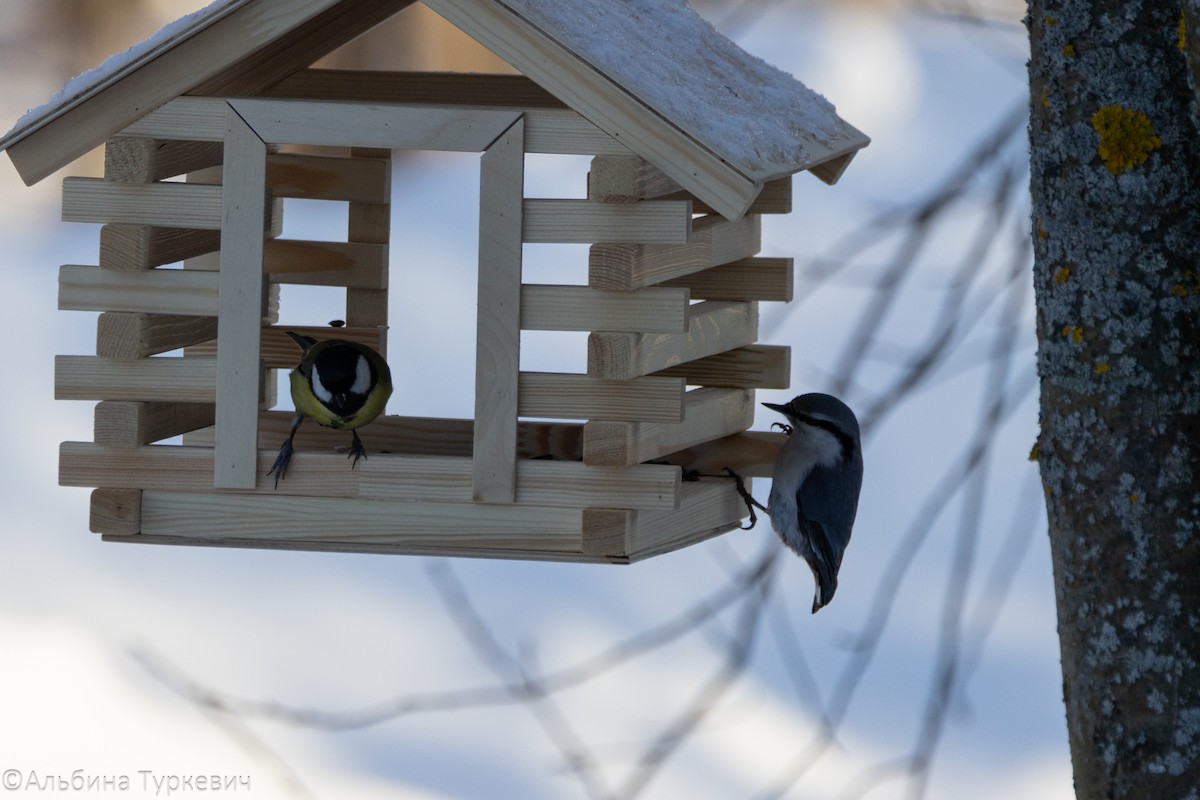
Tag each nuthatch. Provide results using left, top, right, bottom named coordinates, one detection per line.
left=268, top=332, right=393, bottom=488
left=763, top=393, right=863, bottom=613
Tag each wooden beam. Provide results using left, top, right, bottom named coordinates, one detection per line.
left=104, top=137, right=224, bottom=183
left=345, top=147, right=391, bottom=350
left=520, top=285, right=689, bottom=333
left=423, top=0, right=761, bottom=218
left=264, top=240, right=388, bottom=289
left=123, top=97, right=629, bottom=156
left=589, top=214, right=762, bottom=290
left=658, top=257, right=793, bottom=302
left=661, top=430, right=786, bottom=478
left=651, top=344, right=791, bottom=389
left=97, top=312, right=218, bottom=359
left=266, top=152, right=390, bottom=203
left=62, top=179, right=224, bottom=229
left=473, top=118, right=524, bottom=504
left=187, top=325, right=383, bottom=370
left=59, top=443, right=678, bottom=511
left=60, top=265, right=220, bottom=316
left=213, top=106, right=267, bottom=489
left=521, top=199, right=691, bottom=244
left=261, top=69, right=568, bottom=108
left=582, top=477, right=746, bottom=561
left=589, top=156, right=792, bottom=215
left=583, top=387, right=755, bottom=467
left=190, top=411, right=584, bottom=461
left=94, top=401, right=215, bottom=447
left=137, top=490, right=585, bottom=551
left=89, top=488, right=141, bottom=535
left=589, top=301, right=759, bottom=380
left=229, top=98, right=523, bottom=151
left=55, top=355, right=217, bottom=402
left=518, top=373, right=685, bottom=422
left=100, top=225, right=220, bottom=271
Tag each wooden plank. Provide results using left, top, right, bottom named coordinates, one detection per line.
left=264, top=240, right=388, bottom=289
left=262, top=70, right=568, bottom=108
left=94, top=401, right=215, bottom=447
left=522, top=199, right=691, bottom=244
left=658, top=257, right=793, bottom=302
left=589, top=215, right=762, bottom=290
left=229, top=98, right=523, bottom=151
left=266, top=152, right=390, bottom=203
left=651, top=344, right=791, bottom=389
left=582, top=477, right=747, bottom=561
left=590, top=156, right=792, bottom=214
left=520, top=285, right=688, bottom=333
left=138, top=491, right=584, bottom=550
left=3, top=0, right=416, bottom=185
left=213, top=107, right=267, bottom=489
left=189, top=411, right=584, bottom=461
left=589, top=301, right=759, bottom=380
left=55, top=356, right=217, bottom=402
left=360, top=458, right=680, bottom=510
left=473, top=118, right=525, bottom=504
left=346, top=147, right=391, bottom=348
left=59, top=443, right=676, bottom=510
left=661, top=430, right=787, bottom=478
left=60, top=265, right=220, bottom=316
left=97, top=312, right=218, bottom=359
left=518, top=373, right=685, bottom=422
left=122, top=97, right=629, bottom=157
left=100, top=225, right=220, bottom=271
left=104, top=137, right=224, bottom=183
left=89, top=489, right=142, bottom=535
left=583, top=387, right=756, bottom=467
left=62, top=179, right=224, bottom=229
left=188, top=325, right=383, bottom=369
left=423, top=0, right=761, bottom=218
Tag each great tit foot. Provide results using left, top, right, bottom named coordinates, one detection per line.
left=722, top=467, right=768, bottom=530
left=267, top=438, right=294, bottom=489
left=771, top=421, right=794, bottom=436
left=348, top=430, right=368, bottom=469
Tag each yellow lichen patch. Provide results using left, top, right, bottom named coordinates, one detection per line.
left=1179, top=11, right=1187, bottom=52
left=1129, top=494, right=1140, bottom=504
left=1062, top=43, right=1076, bottom=57
left=1094, top=362, right=1111, bottom=374
left=1028, top=442, right=1040, bottom=462
left=1172, top=284, right=1189, bottom=297
left=1037, top=225, right=1048, bottom=241
left=1041, top=87, right=1051, bottom=109
left=1054, top=267, right=1071, bottom=284
left=1047, top=16, right=1058, bottom=26
left=1062, top=325, right=1084, bottom=343
left=1091, top=106, right=1162, bottom=175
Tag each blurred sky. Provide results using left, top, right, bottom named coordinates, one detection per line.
left=0, top=2, right=1071, bottom=799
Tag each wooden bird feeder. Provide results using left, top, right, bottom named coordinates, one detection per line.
left=2, top=0, right=867, bottom=563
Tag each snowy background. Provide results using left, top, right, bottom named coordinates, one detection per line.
left=0, top=1, right=1070, bottom=798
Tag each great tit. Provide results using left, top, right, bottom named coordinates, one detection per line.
left=268, top=331, right=393, bottom=488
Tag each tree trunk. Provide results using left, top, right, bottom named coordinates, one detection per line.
left=1027, top=0, right=1200, bottom=797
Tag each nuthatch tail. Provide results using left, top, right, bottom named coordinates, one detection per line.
left=763, top=393, right=863, bottom=613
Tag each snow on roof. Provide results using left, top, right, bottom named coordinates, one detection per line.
left=501, top=0, right=842, bottom=175
left=3, top=0, right=236, bottom=144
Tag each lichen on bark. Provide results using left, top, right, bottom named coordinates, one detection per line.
left=1028, top=0, right=1200, bottom=797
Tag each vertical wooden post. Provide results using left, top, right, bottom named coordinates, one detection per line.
left=347, top=147, right=391, bottom=355
left=214, top=105, right=267, bottom=489
left=472, top=117, right=525, bottom=503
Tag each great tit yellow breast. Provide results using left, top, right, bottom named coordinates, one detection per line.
left=290, top=339, right=392, bottom=430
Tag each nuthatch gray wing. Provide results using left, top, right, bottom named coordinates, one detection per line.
left=763, top=393, right=863, bottom=613
left=268, top=332, right=393, bottom=488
